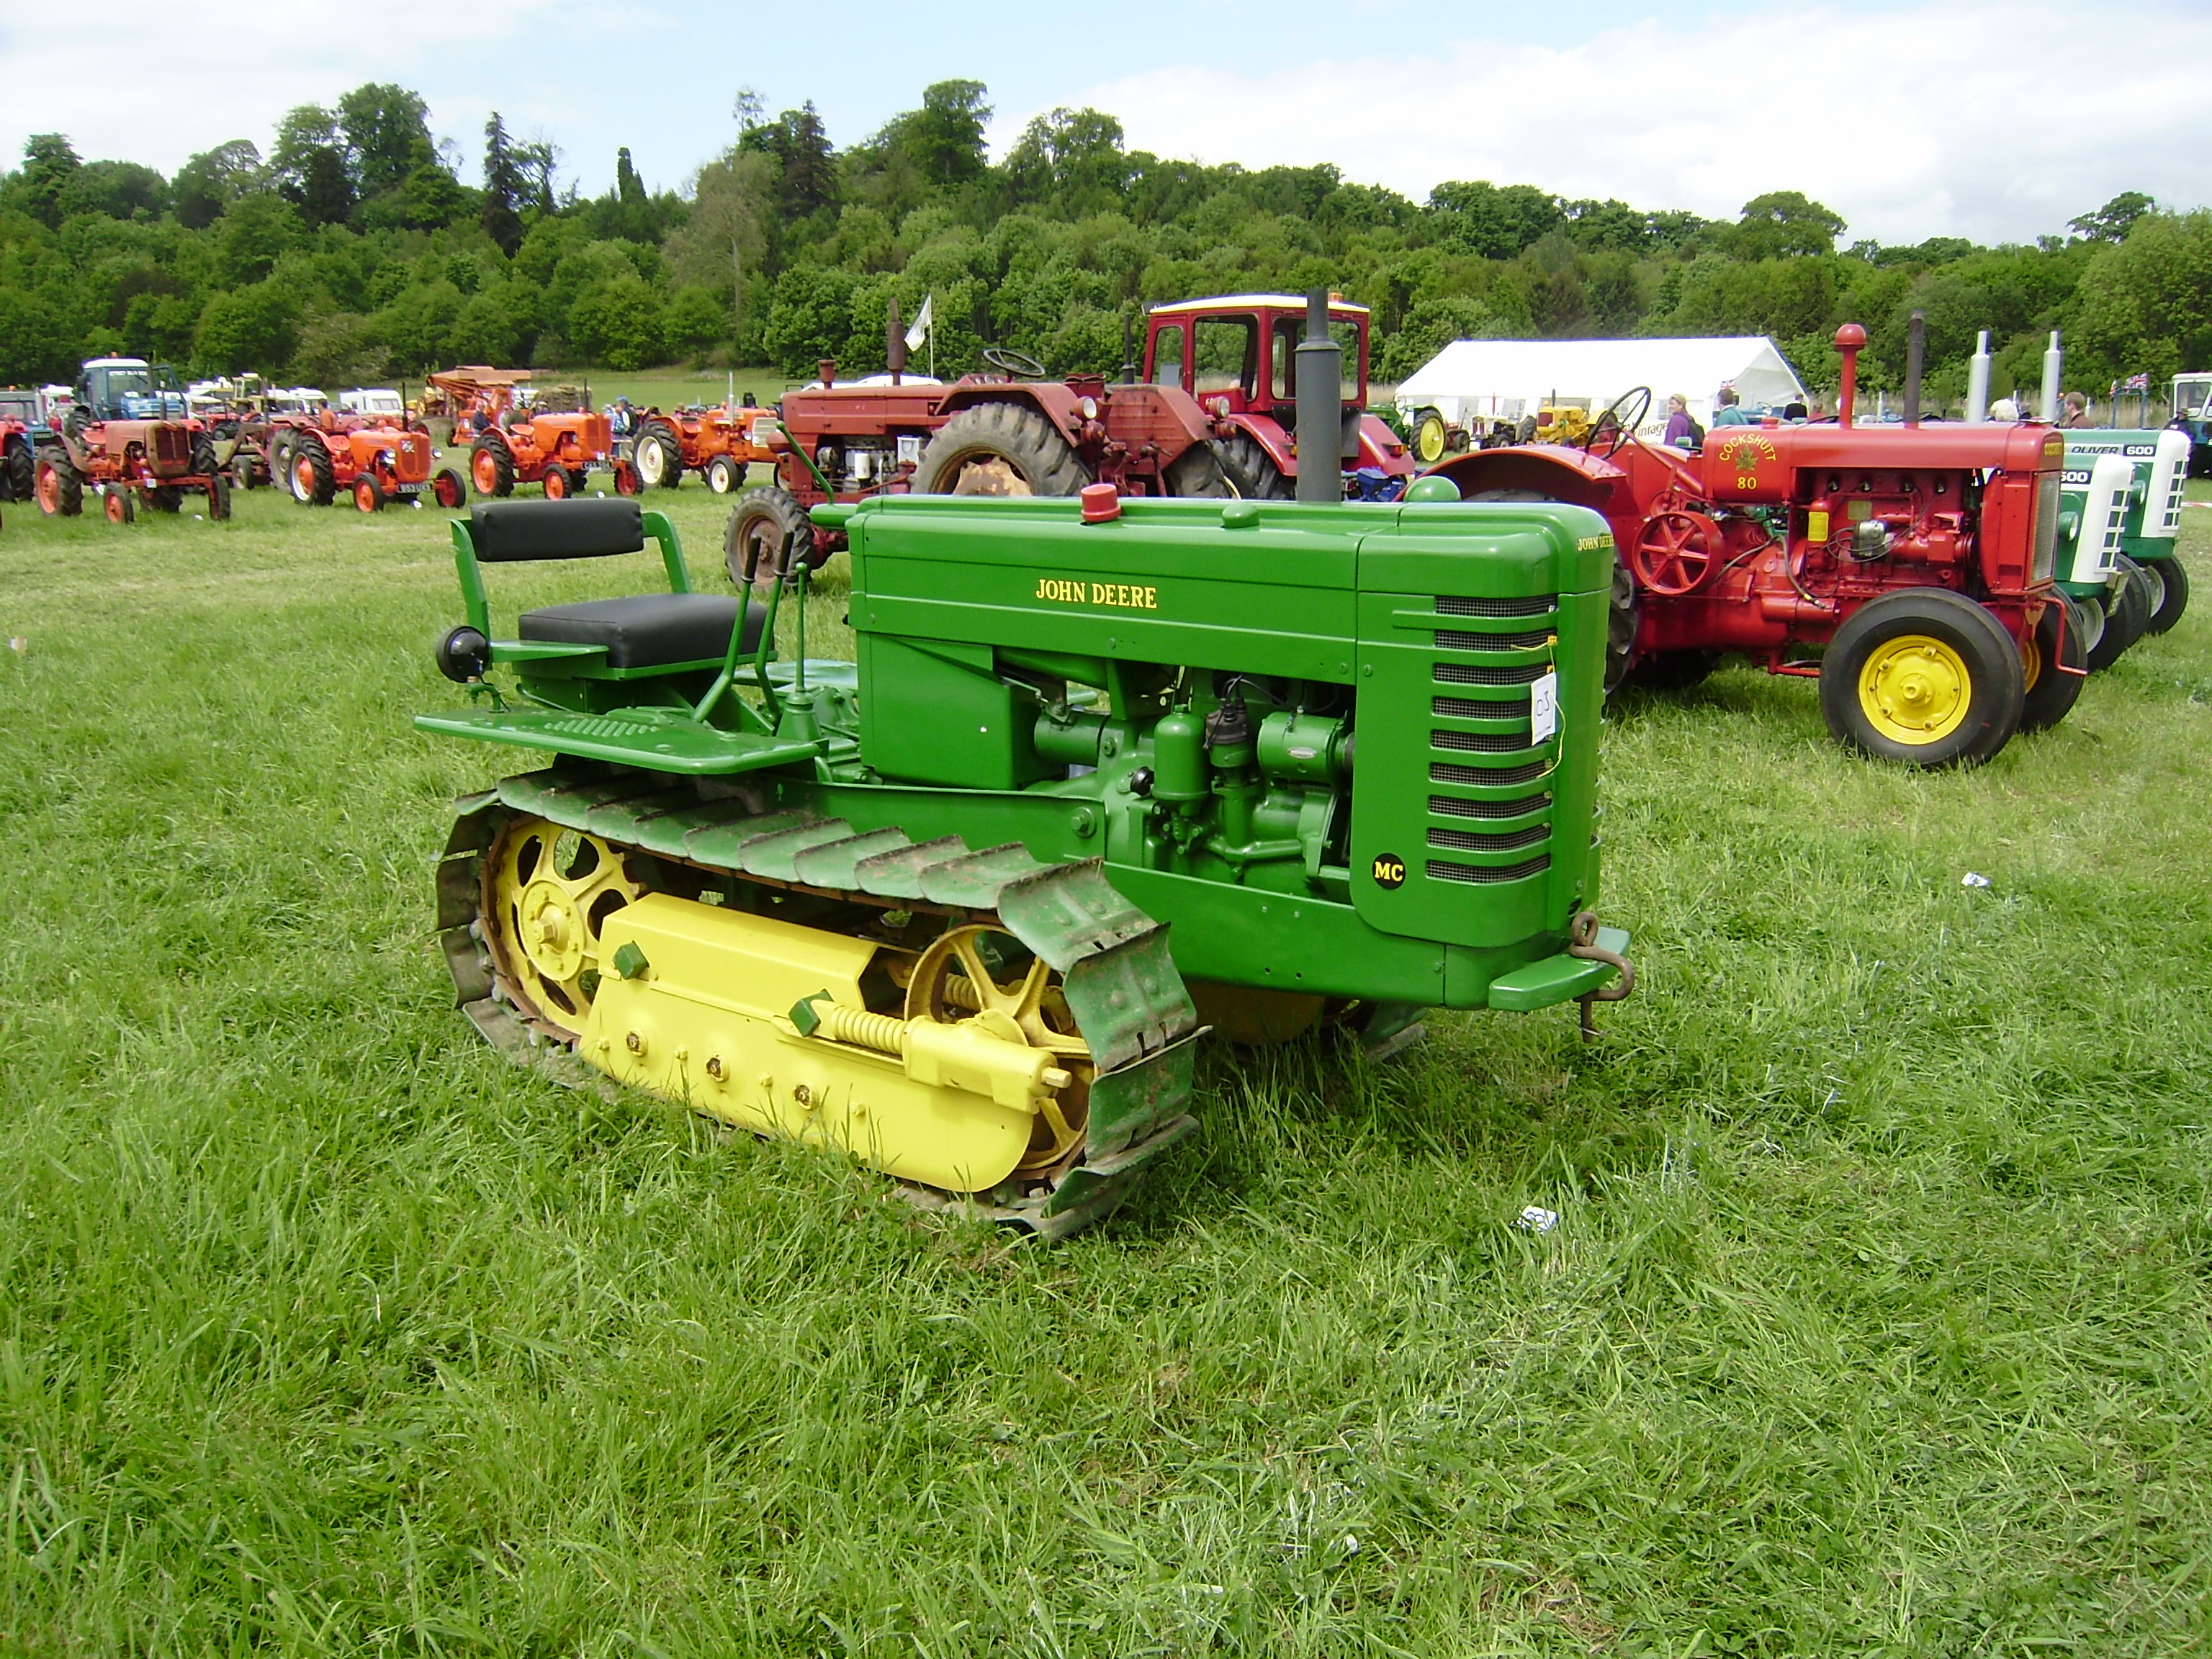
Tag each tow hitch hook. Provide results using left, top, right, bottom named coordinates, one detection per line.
left=1566, top=909, right=1636, bottom=1040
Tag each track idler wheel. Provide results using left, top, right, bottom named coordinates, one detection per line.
left=482, top=817, right=646, bottom=1038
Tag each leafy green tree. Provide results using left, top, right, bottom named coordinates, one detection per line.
left=482, top=114, right=526, bottom=256
left=2073, top=210, right=2212, bottom=384
left=1376, top=294, right=1509, bottom=382
left=174, top=140, right=262, bottom=230
left=906, top=81, right=992, bottom=190
left=1730, top=192, right=1846, bottom=260
left=668, top=149, right=775, bottom=345
left=569, top=272, right=666, bottom=369
left=1429, top=181, right=1563, bottom=260
left=374, top=279, right=465, bottom=370
left=338, top=84, right=435, bottom=198
left=0, top=286, right=71, bottom=379
left=58, top=161, right=169, bottom=222
left=214, top=194, right=304, bottom=287
left=2069, top=192, right=2154, bottom=244
left=194, top=281, right=300, bottom=372
left=665, top=285, right=727, bottom=358
left=8, top=135, right=83, bottom=230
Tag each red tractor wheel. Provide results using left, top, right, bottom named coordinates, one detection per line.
left=612, top=459, right=642, bottom=496
left=104, top=488, right=134, bottom=524
left=354, top=474, right=385, bottom=513
left=541, top=466, right=570, bottom=500
left=35, top=454, right=83, bottom=517
left=470, top=435, right=516, bottom=498
left=290, top=439, right=336, bottom=506
left=431, top=467, right=466, bottom=509
left=1631, top=510, right=1721, bottom=596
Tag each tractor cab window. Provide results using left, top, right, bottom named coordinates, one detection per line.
left=1192, top=318, right=1259, bottom=408
left=1272, top=318, right=1366, bottom=405
left=1151, top=324, right=1185, bottom=388
left=93, top=368, right=153, bottom=418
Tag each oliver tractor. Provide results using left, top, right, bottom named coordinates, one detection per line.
left=415, top=475, right=1631, bottom=1238
left=428, top=367, right=640, bottom=500
left=32, top=359, right=230, bottom=523
left=1425, top=325, right=2077, bottom=768
left=724, top=294, right=1416, bottom=592
left=631, top=402, right=780, bottom=493
left=272, top=413, right=464, bottom=511
left=2055, top=428, right=2190, bottom=662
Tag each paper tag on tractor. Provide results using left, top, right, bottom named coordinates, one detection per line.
left=1531, top=670, right=1559, bottom=745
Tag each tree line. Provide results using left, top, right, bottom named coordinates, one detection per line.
left=1, top=78, right=2203, bottom=405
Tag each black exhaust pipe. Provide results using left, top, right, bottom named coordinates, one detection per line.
left=1295, top=290, right=1341, bottom=503
left=1903, top=308, right=1924, bottom=427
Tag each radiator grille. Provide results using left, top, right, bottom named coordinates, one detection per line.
left=1437, top=626, right=1552, bottom=652
left=1434, top=693, right=1532, bottom=720
left=1428, top=824, right=1550, bottom=854
left=1428, top=854, right=1552, bottom=884
left=1431, top=760, right=1550, bottom=787
left=1430, top=792, right=1549, bottom=819
left=1433, top=727, right=1534, bottom=753
left=1435, top=593, right=1557, bottom=619
left=1437, top=660, right=1545, bottom=685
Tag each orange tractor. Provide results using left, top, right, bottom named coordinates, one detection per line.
left=427, top=367, right=639, bottom=499
left=32, top=358, right=230, bottom=523
left=273, top=413, right=464, bottom=511
left=629, top=401, right=780, bottom=493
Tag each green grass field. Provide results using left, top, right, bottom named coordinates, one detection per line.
left=1, top=477, right=2208, bottom=1655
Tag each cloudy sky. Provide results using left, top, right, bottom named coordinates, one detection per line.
left=3, top=0, right=2204, bottom=246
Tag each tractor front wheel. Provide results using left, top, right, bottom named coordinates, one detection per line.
left=354, top=474, right=385, bottom=513
left=207, top=473, right=232, bottom=521
left=911, top=403, right=1090, bottom=497
left=2018, top=597, right=2088, bottom=734
left=104, top=488, right=135, bottom=524
left=1411, top=408, right=1449, bottom=465
left=431, top=467, right=467, bottom=509
left=1820, top=588, right=2026, bottom=768
left=1217, top=431, right=1293, bottom=500
left=471, top=436, right=516, bottom=498
left=725, top=485, right=815, bottom=594
left=541, top=466, right=570, bottom=500
left=35, top=452, right=82, bottom=517
left=635, top=425, right=681, bottom=489
left=2139, top=555, right=2188, bottom=634
left=704, top=454, right=741, bottom=494
left=290, top=439, right=336, bottom=506
left=3, top=438, right=32, bottom=503
left=611, top=459, right=642, bottom=496
left=2085, top=554, right=2151, bottom=671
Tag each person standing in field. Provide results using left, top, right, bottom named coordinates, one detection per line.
left=2062, top=392, right=2092, bottom=428
left=1712, top=385, right=1755, bottom=425
left=1662, top=393, right=1697, bottom=448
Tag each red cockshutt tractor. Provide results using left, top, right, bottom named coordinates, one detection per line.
left=428, top=368, right=639, bottom=500
left=1425, top=325, right=2077, bottom=768
left=724, top=294, right=1416, bottom=590
left=630, top=403, right=779, bottom=493
left=32, top=358, right=230, bottom=524
left=275, top=414, right=462, bottom=511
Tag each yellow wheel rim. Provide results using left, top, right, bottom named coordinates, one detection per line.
left=906, top=924, right=1092, bottom=1174
left=1415, top=415, right=1447, bottom=464
left=485, top=817, right=643, bottom=1038
left=1857, top=634, right=1973, bottom=745
left=2021, top=629, right=2043, bottom=693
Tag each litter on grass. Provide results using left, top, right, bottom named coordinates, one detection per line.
left=1516, top=1205, right=1560, bottom=1233
left=1961, top=872, right=1992, bottom=888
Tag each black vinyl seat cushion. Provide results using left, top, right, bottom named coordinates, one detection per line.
left=518, top=593, right=762, bottom=670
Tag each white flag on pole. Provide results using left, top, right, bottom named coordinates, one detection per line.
left=904, top=292, right=933, bottom=351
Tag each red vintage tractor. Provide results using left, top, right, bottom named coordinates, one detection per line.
left=428, top=368, right=639, bottom=500
left=274, top=413, right=463, bottom=511
left=724, top=293, right=1415, bottom=590
left=32, top=359, right=230, bottom=524
left=1424, top=325, right=2077, bottom=768
left=629, top=402, right=781, bottom=493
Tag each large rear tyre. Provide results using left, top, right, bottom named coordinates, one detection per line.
left=3, top=438, right=32, bottom=503
left=2137, top=555, right=2188, bottom=636
left=1217, top=431, right=1293, bottom=500
left=470, top=434, right=516, bottom=498
left=289, top=436, right=336, bottom=506
left=2085, top=554, right=2150, bottom=671
left=912, top=403, right=1090, bottom=497
left=2018, top=598, right=2088, bottom=734
left=725, top=485, right=815, bottom=595
left=35, top=452, right=82, bottom=517
left=1467, top=484, right=1641, bottom=691
left=1161, top=442, right=1238, bottom=498
left=635, top=425, right=681, bottom=490
left=1623, top=649, right=1719, bottom=693
left=1411, top=408, right=1449, bottom=465
left=1820, top=588, right=2026, bottom=768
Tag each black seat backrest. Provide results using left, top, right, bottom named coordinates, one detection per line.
left=471, top=498, right=644, bottom=562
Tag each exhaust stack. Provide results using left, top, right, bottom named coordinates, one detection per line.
left=1903, top=310, right=1925, bottom=426
left=2040, top=331, right=2064, bottom=423
left=1966, top=331, right=1992, bottom=423
left=1295, top=290, right=1341, bottom=504
left=1833, top=323, right=1866, bottom=428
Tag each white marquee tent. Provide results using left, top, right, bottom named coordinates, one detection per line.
left=1393, top=336, right=1807, bottom=437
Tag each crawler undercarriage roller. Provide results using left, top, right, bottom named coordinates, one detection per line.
left=437, top=774, right=1200, bottom=1238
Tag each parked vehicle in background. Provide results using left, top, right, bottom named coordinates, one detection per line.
left=428, top=367, right=639, bottom=499
left=339, top=388, right=408, bottom=421
left=0, top=387, right=42, bottom=502
left=32, top=358, right=230, bottom=523
left=631, top=402, right=781, bottom=493
left=2166, top=373, right=2212, bottom=476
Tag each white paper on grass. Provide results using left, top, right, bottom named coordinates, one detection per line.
left=1530, top=670, right=1559, bottom=745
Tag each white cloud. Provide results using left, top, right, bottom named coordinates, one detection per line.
left=1036, top=1, right=2212, bottom=245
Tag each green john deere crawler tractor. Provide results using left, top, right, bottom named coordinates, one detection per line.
left=416, top=487, right=1632, bottom=1236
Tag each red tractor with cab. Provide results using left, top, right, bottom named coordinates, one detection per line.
left=724, top=292, right=1415, bottom=590
left=32, top=358, right=230, bottom=524
left=1424, top=324, right=2077, bottom=768
left=428, top=368, right=639, bottom=500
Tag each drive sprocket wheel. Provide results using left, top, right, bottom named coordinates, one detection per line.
left=905, top=922, right=1094, bottom=1175
left=482, top=817, right=645, bottom=1038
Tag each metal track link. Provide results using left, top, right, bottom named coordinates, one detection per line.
left=436, top=765, right=1201, bottom=1239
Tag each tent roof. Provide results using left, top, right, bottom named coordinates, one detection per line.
left=1396, top=336, right=1804, bottom=412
